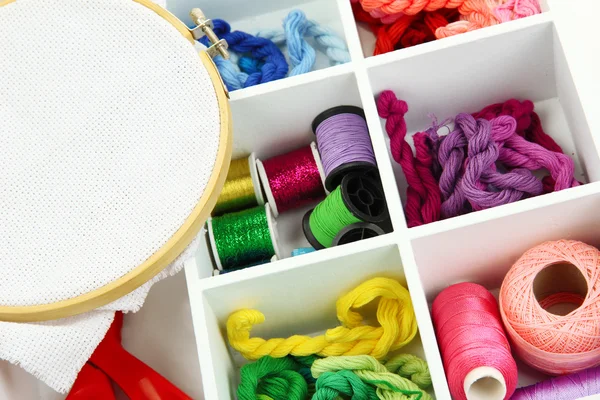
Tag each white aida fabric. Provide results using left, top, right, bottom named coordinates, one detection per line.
left=0, top=0, right=220, bottom=392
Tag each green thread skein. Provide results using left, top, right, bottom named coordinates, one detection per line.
left=311, top=355, right=432, bottom=400
left=384, top=354, right=432, bottom=390
left=312, top=370, right=378, bottom=400
left=238, top=356, right=308, bottom=400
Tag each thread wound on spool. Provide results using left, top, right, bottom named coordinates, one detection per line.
left=432, top=282, right=517, bottom=400
left=332, top=222, right=385, bottom=246
left=511, top=365, right=600, bottom=400
left=258, top=144, right=326, bottom=216
left=213, top=155, right=261, bottom=215
left=313, top=106, right=377, bottom=191
left=209, top=205, right=276, bottom=270
left=303, top=171, right=388, bottom=249
left=500, top=240, right=600, bottom=375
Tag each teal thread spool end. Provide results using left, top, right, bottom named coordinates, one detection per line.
left=303, top=170, right=389, bottom=249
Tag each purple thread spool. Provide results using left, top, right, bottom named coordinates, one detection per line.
left=312, top=106, right=377, bottom=191
left=511, top=365, right=600, bottom=400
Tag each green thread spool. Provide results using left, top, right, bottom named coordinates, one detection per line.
left=212, top=153, right=264, bottom=216
left=303, top=171, right=389, bottom=249
left=208, top=204, right=281, bottom=270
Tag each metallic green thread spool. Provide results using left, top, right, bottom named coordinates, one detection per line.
left=208, top=204, right=281, bottom=270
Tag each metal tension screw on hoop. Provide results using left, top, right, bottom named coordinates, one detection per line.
left=190, top=8, right=230, bottom=60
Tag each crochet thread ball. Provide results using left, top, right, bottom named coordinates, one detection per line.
left=500, top=240, right=600, bottom=375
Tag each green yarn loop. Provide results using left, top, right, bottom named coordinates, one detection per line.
left=384, top=354, right=431, bottom=390
left=309, top=186, right=361, bottom=247
left=238, top=356, right=307, bottom=400
left=313, top=370, right=378, bottom=400
left=311, top=355, right=432, bottom=400
left=238, top=354, right=431, bottom=400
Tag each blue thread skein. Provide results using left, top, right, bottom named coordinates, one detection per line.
left=199, top=19, right=288, bottom=89
left=258, top=10, right=351, bottom=76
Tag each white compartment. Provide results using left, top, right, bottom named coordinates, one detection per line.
left=190, top=68, right=396, bottom=279
left=354, top=2, right=551, bottom=58
left=166, top=0, right=353, bottom=94
left=410, top=186, right=600, bottom=390
left=366, top=15, right=598, bottom=229
left=189, top=241, right=432, bottom=399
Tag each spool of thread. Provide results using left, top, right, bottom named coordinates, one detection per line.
left=212, top=153, right=264, bottom=215
left=291, top=248, right=315, bottom=257
left=312, top=106, right=377, bottom=191
left=303, top=170, right=389, bottom=249
left=512, top=365, right=600, bottom=400
left=256, top=142, right=326, bottom=217
left=332, top=222, right=385, bottom=246
left=499, top=240, right=600, bottom=375
left=207, top=204, right=281, bottom=271
left=212, top=255, right=279, bottom=276
left=432, top=282, right=518, bottom=400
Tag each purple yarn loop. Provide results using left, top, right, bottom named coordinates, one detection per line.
left=435, top=112, right=582, bottom=218
left=458, top=113, right=543, bottom=211
left=512, top=365, right=600, bottom=400
left=315, top=113, right=376, bottom=176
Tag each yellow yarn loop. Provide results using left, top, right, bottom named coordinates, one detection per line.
left=227, top=277, right=418, bottom=361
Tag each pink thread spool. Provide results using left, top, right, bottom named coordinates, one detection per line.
left=500, top=240, right=600, bottom=375
left=432, top=282, right=518, bottom=400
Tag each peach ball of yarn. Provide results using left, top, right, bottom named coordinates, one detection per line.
left=499, top=240, right=600, bottom=375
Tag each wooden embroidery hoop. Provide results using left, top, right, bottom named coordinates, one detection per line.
left=0, top=0, right=232, bottom=322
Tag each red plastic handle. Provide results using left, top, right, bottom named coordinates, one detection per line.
left=66, top=363, right=115, bottom=400
left=89, top=312, right=193, bottom=400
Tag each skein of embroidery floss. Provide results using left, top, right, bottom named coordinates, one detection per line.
left=207, top=204, right=282, bottom=271
left=332, top=222, right=385, bottom=246
left=256, top=142, right=327, bottom=217
left=303, top=170, right=389, bottom=249
left=212, top=153, right=264, bottom=215
left=512, top=365, right=600, bottom=400
left=313, top=106, right=377, bottom=191
left=432, top=282, right=518, bottom=400
left=500, top=240, right=600, bottom=375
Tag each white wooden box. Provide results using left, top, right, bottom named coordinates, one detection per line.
left=3, top=0, right=600, bottom=399
left=181, top=0, right=600, bottom=399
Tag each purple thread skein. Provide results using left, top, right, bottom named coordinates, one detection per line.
left=438, top=124, right=470, bottom=219
left=490, top=116, right=579, bottom=190
left=459, top=114, right=543, bottom=210
left=315, top=113, right=377, bottom=177
left=512, top=365, right=600, bottom=400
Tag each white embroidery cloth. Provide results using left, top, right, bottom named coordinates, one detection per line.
left=0, top=0, right=217, bottom=392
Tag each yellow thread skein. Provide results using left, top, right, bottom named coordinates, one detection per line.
left=227, top=277, right=418, bottom=361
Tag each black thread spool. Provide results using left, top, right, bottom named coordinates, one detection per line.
left=302, top=169, right=389, bottom=250
left=312, top=106, right=378, bottom=191
left=332, top=222, right=385, bottom=246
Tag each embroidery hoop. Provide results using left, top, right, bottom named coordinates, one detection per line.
left=0, top=0, right=232, bottom=322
